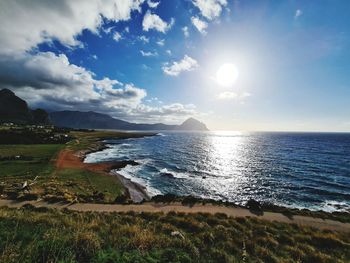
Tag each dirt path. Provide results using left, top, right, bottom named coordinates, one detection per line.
left=0, top=200, right=349, bottom=233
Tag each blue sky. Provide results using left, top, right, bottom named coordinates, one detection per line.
left=0, top=0, right=349, bottom=131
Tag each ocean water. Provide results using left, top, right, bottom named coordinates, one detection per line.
left=85, top=131, right=350, bottom=212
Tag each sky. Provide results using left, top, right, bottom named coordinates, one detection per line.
left=0, top=0, right=349, bottom=131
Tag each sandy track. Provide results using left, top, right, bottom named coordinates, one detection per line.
left=0, top=200, right=349, bottom=233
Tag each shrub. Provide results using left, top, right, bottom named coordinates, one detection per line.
left=74, top=230, right=102, bottom=261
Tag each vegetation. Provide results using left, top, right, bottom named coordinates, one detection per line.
left=151, top=194, right=350, bottom=223
left=0, top=144, right=63, bottom=199
left=44, top=168, right=124, bottom=203
left=0, top=124, right=71, bottom=144
left=66, top=130, right=154, bottom=152
left=0, top=206, right=349, bottom=263
left=0, top=125, right=154, bottom=203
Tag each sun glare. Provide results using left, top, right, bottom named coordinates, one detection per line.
left=216, top=63, right=239, bottom=87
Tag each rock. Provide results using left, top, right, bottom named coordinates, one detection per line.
left=246, top=199, right=263, bottom=215
left=171, top=231, right=185, bottom=239
left=160, top=172, right=174, bottom=178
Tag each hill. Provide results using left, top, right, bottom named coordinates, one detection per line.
left=0, top=89, right=50, bottom=125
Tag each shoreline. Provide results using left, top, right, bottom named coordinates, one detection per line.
left=82, top=133, right=350, bottom=213
left=111, top=170, right=150, bottom=202
left=78, top=132, right=154, bottom=202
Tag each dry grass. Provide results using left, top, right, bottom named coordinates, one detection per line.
left=0, top=206, right=349, bottom=263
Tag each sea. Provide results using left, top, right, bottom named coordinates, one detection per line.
left=84, top=131, right=350, bottom=212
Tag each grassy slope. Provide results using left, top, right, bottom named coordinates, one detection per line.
left=0, top=206, right=349, bottom=263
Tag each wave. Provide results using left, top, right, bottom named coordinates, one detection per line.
left=117, top=164, right=161, bottom=196
left=84, top=131, right=350, bottom=213
left=318, top=200, right=350, bottom=213
left=159, top=168, right=190, bottom=179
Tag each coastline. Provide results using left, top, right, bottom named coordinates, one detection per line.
left=76, top=132, right=154, bottom=203
left=111, top=170, right=150, bottom=202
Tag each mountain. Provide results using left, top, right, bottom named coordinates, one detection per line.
left=177, top=117, right=208, bottom=131
left=0, top=89, right=208, bottom=130
left=0, top=89, right=50, bottom=125
left=50, top=111, right=209, bottom=131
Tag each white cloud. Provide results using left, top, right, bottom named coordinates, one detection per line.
left=0, top=52, right=146, bottom=109
left=0, top=0, right=203, bottom=123
left=140, top=50, right=158, bottom=57
left=113, top=32, right=123, bottom=42
left=142, top=11, right=174, bottom=33
left=139, top=35, right=150, bottom=43
left=0, top=0, right=144, bottom=55
left=0, top=51, right=198, bottom=123
left=182, top=26, right=190, bottom=37
left=166, top=50, right=172, bottom=55
left=217, top=91, right=251, bottom=101
left=103, top=26, right=115, bottom=34
left=92, top=55, right=98, bottom=60
left=130, top=103, right=197, bottom=123
left=217, top=91, right=237, bottom=100
left=147, top=0, right=160, bottom=9
left=162, top=55, right=199, bottom=76
left=157, top=39, right=165, bottom=46
left=192, top=0, right=227, bottom=20
left=191, top=17, right=208, bottom=35
left=295, top=9, right=303, bottom=19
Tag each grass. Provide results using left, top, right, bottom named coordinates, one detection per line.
left=0, top=130, right=153, bottom=203
left=67, top=130, right=153, bottom=152
left=151, top=194, right=350, bottom=223
left=0, top=206, right=349, bottom=263
left=0, top=144, right=62, bottom=178
left=42, top=168, right=124, bottom=203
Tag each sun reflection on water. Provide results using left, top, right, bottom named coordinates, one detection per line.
left=193, top=131, right=254, bottom=200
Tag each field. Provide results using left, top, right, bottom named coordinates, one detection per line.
left=0, top=205, right=349, bottom=263
left=0, top=144, right=62, bottom=178
left=0, top=127, right=152, bottom=203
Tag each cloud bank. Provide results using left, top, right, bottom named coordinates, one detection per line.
left=0, top=0, right=144, bottom=54
left=0, top=0, right=199, bottom=123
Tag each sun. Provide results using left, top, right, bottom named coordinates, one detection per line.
left=216, top=63, right=239, bottom=87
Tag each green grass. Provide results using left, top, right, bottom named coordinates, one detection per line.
left=67, top=131, right=154, bottom=151
left=0, top=206, right=349, bottom=263
left=0, top=144, right=62, bottom=160
left=44, top=168, right=125, bottom=203
left=0, top=130, right=147, bottom=203
left=0, top=144, right=62, bottom=178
